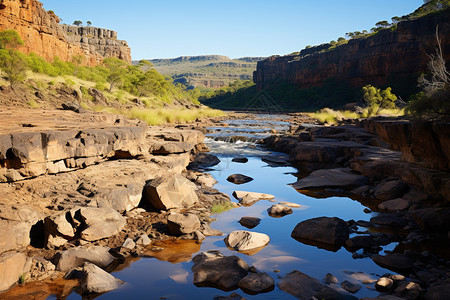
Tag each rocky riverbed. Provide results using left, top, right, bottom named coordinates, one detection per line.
left=0, top=110, right=449, bottom=299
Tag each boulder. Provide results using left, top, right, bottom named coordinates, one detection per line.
left=378, top=198, right=411, bottom=211
left=0, top=220, right=32, bottom=254
left=267, top=204, right=293, bottom=217
left=56, top=246, right=116, bottom=272
left=224, top=231, right=270, bottom=252
left=95, top=183, right=143, bottom=213
left=81, top=262, right=124, bottom=294
left=0, top=252, right=28, bottom=292
left=151, top=141, right=193, bottom=154
left=232, top=157, right=248, bottom=163
left=279, top=270, right=356, bottom=300
left=345, top=235, right=378, bottom=251
left=374, top=180, right=409, bottom=201
left=238, top=272, right=274, bottom=294
left=341, top=280, right=361, bottom=293
left=291, top=217, right=349, bottom=251
left=292, top=168, right=369, bottom=190
left=195, top=173, right=218, bottom=188
left=227, top=174, right=254, bottom=185
left=191, top=252, right=250, bottom=291
left=44, top=212, right=75, bottom=248
left=142, top=174, right=198, bottom=210
left=375, top=277, right=394, bottom=292
left=238, top=217, right=261, bottom=229
left=395, top=281, right=422, bottom=299
left=79, top=207, right=126, bottom=241
left=232, top=191, right=275, bottom=206
left=372, top=253, right=414, bottom=272
left=424, top=283, right=450, bottom=300
left=136, top=234, right=151, bottom=247
left=370, top=214, right=407, bottom=227
left=413, top=208, right=450, bottom=231
left=324, top=273, right=338, bottom=285
left=122, top=238, right=136, bottom=251
left=189, top=153, right=221, bottom=169
left=167, top=213, right=201, bottom=235
left=279, top=201, right=301, bottom=208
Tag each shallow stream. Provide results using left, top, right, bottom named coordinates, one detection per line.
left=55, top=115, right=396, bottom=299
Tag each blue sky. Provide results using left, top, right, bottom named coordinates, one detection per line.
left=40, top=0, right=424, bottom=60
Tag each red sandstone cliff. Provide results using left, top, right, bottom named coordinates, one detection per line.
left=254, top=10, right=450, bottom=97
left=0, top=0, right=131, bottom=65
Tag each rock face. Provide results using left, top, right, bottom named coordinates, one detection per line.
left=224, top=231, right=270, bottom=252
left=0, top=0, right=131, bottom=65
left=291, top=217, right=349, bottom=251
left=0, top=252, right=27, bottom=292
left=142, top=174, right=199, bottom=210
left=254, top=10, right=450, bottom=99
left=191, top=252, right=250, bottom=291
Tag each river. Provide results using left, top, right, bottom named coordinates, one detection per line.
left=49, top=114, right=397, bottom=299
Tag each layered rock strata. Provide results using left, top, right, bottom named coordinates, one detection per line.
left=0, top=0, right=131, bottom=65
left=254, top=10, right=450, bottom=95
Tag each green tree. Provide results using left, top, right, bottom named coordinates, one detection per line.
left=87, top=21, right=92, bottom=26
left=375, top=20, right=391, bottom=28
left=362, top=85, right=397, bottom=116
left=103, top=57, right=128, bottom=92
left=73, top=20, right=83, bottom=26
left=0, top=49, right=28, bottom=88
left=0, top=29, right=24, bottom=49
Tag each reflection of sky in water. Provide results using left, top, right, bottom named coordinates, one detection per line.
left=84, top=156, right=394, bottom=300
left=64, top=121, right=395, bottom=299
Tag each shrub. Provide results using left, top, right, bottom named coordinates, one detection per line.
left=362, top=85, right=397, bottom=116
left=0, top=49, right=28, bottom=87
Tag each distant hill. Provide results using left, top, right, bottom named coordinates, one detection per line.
left=133, top=55, right=265, bottom=89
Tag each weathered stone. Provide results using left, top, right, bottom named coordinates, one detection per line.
left=345, top=235, right=378, bottom=251
left=378, top=198, right=411, bottom=211
left=424, top=283, right=450, bottom=300
left=56, top=246, right=115, bottom=272
left=395, top=281, right=422, bottom=300
left=195, top=173, right=218, bottom=188
left=227, top=174, right=254, bottom=184
left=44, top=212, right=75, bottom=248
left=291, top=217, right=349, bottom=251
left=95, top=183, right=143, bottom=213
left=122, top=238, right=136, bottom=251
left=151, top=142, right=194, bottom=154
left=238, top=217, right=261, bottom=229
left=238, top=272, right=274, bottom=294
left=374, top=180, right=409, bottom=201
left=224, top=231, right=270, bottom=252
left=167, top=213, right=201, bottom=235
left=191, top=252, right=250, bottom=290
left=0, top=252, right=27, bottom=292
left=372, top=253, right=414, bottom=272
left=136, top=234, right=151, bottom=247
left=341, top=280, right=361, bottom=293
left=79, top=207, right=126, bottom=241
left=81, top=263, right=124, bottom=294
left=0, top=220, right=31, bottom=254
left=376, top=277, right=394, bottom=292
left=202, top=224, right=224, bottom=236
left=142, top=174, right=198, bottom=210
left=189, top=153, right=220, bottom=169
left=292, top=168, right=368, bottom=190
left=370, top=214, right=407, bottom=227
left=413, top=208, right=450, bottom=231
left=267, top=204, right=293, bottom=217
left=324, top=273, right=338, bottom=285
left=278, top=270, right=356, bottom=300
left=232, top=191, right=275, bottom=206
left=232, top=157, right=248, bottom=163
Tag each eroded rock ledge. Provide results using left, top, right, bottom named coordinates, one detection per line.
left=0, top=108, right=227, bottom=293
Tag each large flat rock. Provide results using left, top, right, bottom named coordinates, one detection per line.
left=0, top=252, right=28, bottom=292
left=292, top=168, right=368, bottom=190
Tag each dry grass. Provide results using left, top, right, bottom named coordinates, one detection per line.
left=94, top=106, right=226, bottom=125
left=309, top=107, right=404, bottom=124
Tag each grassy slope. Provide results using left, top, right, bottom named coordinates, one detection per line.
left=136, top=55, right=264, bottom=88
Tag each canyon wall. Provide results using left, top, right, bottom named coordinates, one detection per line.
left=0, top=0, right=131, bottom=65
left=254, top=10, right=450, bottom=97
